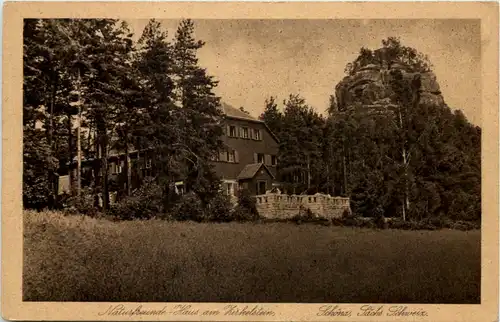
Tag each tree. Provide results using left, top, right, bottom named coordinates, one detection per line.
left=387, top=69, right=422, bottom=220
left=331, top=37, right=480, bottom=221
left=133, top=19, right=179, bottom=208
left=74, top=19, right=135, bottom=212
left=23, top=19, right=227, bottom=214
left=260, top=96, right=283, bottom=136
left=23, top=19, right=87, bottom=207
left=23, top=19, right=66, bottom=207
left=23, top=127, right=58, bottom=209
left=277, top=95, right=325, bottom=194
left=344, top=37, right=432, bottom=76
left=171, top=19, right=225, bottom=205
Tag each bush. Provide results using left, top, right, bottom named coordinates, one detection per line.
left=290, top=207, right=314, bottom=223
left=340, top=216, right=358, bottom=227
left=386, top=219, right=437, bottom=231
left=171, top=192, right=204, bottom=222
left=373, top=207, right=387, bottom=229
left=207, top=194, right=234, bottom=222
left=289, top=207, right=330, bottom=225
left=419, top=222, right=438, bottom=231
left=331, top=217, right=344, bottom=227
left=342, top=208, right=355, bottom=219
left=336, top=211, right=367, bottom=228
left=229, top=189, right=261, bottom=222
left=64, top=188, right=100, bottom=217
left=449, top=220, right=480, bottom=231
left=330, top=212, right=480, bottom=231
left=231, top=206, right=261, bottom=222
left=237, top=189, right=258, bottom=215
left=424, top=216, right=451, bottom=229
left=359, top=218, right=376, bottom=229
left=109, top=182, right=163, bottom=220
left=387, top=219, right=424, bottom=230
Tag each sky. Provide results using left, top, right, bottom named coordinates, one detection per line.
left=127, top=19, right=481, bottom=125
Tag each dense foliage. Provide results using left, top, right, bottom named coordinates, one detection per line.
left=23, top=19, right=224, bottom=212
left=261, top=38, right=481, bottom=223
left=344, top=37, right=433, bottom=76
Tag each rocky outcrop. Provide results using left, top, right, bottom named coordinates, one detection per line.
left=335, top=62, right=445, bottom=112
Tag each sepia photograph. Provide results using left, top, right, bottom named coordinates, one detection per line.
left=21, top=17, right=483, bottom=303
left=2, top=2, right=499, bottom=322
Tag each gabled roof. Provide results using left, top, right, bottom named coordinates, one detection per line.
left=237, top=163, right=276, bottom=180
left=220, top=102, right=280, bottom=144
left=220, top=102, right=261, bottom=122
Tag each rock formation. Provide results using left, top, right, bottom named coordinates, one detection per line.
left=335, top=59, right=445, bottom=113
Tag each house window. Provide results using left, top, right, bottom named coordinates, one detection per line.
left=271, top=155, right=277, bottom=166
left=110, top=161, right=122, bottom=174
left=229, top=126, right=237, bottom=137
left=254, top=129, right=261, bottom=140
left=219, top=151, right=228, bottom=162
left=175, top=181, right=185, bottom=195
left=257, top=153, right=265, bottom=163
left=242, top=127, right=249, bottom=139
left=224, top=182, right=235, bottom=196
left=228, top=150, right=235, bottom=163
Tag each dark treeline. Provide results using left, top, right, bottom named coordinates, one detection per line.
left=23, top=19, right=225, bottom=214
left=24, top=19, right=480, bottom=223
left=260, top=38, right=481, bottom=222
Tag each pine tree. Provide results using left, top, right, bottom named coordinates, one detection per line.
left=260, top=96, right=283, bottom=136
left=171, top=19, right=225, bottom=205
left=74, top=19, right=135, bottom=212
left=23, top=19, right=83, bottom=207
left=278, top=95, right=324, bottom=194
left=134, top=19, right=178, bottom=207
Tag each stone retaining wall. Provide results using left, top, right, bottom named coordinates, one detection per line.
left=255, top=193, right=351, bottom=219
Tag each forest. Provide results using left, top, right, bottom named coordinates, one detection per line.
left=23, top=19, right=481, bottom=224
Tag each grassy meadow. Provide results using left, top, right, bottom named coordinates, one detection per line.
left=23, top=210, right=480, bottom=303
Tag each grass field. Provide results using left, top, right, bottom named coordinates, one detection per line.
left=23, top=210, right=480, bottom=303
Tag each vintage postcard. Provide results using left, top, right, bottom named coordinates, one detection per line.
left=2, top=1, right=499, bottom=321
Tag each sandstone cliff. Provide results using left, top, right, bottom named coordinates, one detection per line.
left=335, top=61, right=445, bottom=113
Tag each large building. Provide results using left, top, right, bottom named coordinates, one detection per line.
left=214, top=103, right=279, bottom=197
left=58, top=102, right=279, bottom=198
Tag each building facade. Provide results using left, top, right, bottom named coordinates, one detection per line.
left=212, top=103, right=280, bottom=197
left=58, top=102, right=279, bottom=198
